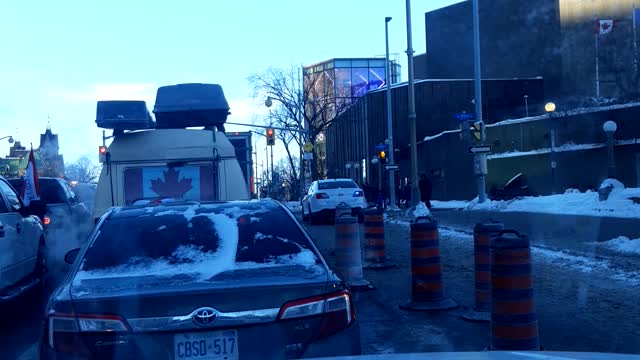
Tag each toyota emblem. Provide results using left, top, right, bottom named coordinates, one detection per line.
left=192, top=307, right=217, bottom=327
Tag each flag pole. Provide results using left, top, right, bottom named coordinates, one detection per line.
left=595, top=31, right=600, bottom=98
left=634, top=4, right=638, bottom=76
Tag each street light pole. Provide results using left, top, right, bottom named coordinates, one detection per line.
left=603, top=120, right=618, bottom=178
left=385, top=16, right=398, bottom=210
left=472, top=0, right=487, bottom=203
left=405, top=0, right=419, bottom=206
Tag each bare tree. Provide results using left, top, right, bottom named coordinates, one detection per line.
left=248, top=65, right=349, bottom=181
left=66, top=156, right=99, bottom=183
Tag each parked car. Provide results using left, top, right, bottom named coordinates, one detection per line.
left=71, top=183, right=97, bottom=213
left=8, top=177, right=92, bottom=236
left=0, top=176, right=46, bottom=302
left=301, top=179, right=367, bottom=224
left=42, top=200, right=361, bottom=359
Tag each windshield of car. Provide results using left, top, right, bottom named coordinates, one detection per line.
left=318, top=181, right=357, bottom=190
left=4, top=1, right=640, bottom=358
left=78, top=203, right=318, bottom=281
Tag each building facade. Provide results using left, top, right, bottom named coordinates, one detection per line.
left=303, top=58, right=401, bottom=113
left=421, top=0, right=639, bottom=102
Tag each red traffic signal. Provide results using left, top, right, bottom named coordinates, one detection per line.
left=266, top=128, right=275, bottom=146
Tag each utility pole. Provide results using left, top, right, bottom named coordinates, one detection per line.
left=405, top=0, right=419, bottom=206
left=472, top=0, right=487, bottom=203
left=385, top=16, right=398, bottom=210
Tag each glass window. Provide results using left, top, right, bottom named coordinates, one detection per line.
left=318, top=180, right=357, bottom=190
left=334, top=59, right=351, bottom=68
left=368, top=67, right=386, bottom=90
left=351, top=68, right=369, bottom=97
left=80, top=203, right=318, bottom=276
left=124, top=164, right=217, bottom=205
left=10, top=178, right=67, bottom=204
left=369, top=59, right=385, bottom=67
left=352, top=59, right=368, bottom=67
left=0, top=180, right=22, bottom=212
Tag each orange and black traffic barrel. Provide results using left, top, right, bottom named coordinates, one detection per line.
left=334, top=210, right=373, bottom=290
left=363, top=208, right=393, bottom=269
left=490, top=230, right=539, bottom=350
left=400, top=217, right=457, bottom=311
left=462, top=220, right=504, bottom=322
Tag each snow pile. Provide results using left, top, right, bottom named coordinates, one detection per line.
left=431, top=200, right=469, bottom=209
left=465, top=187, right=640, bottom=218
left=413, top=202, right=431, bottom=218
left=598, top=236, right=640, bottom=255
left=600, top=178, right=624, bottom=190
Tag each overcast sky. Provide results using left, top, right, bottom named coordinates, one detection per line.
left=0, top=0, right=460, bottom=167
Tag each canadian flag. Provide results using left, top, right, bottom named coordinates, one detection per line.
left=22, top=148, right=40, bottom=206
left=598, top=19, right=615, bottom=35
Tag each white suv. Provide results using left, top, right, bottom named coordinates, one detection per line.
left=302, top=179, right=367, bottom=224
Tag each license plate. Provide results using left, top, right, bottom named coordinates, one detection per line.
left=174, top=330, right=238, bottom=360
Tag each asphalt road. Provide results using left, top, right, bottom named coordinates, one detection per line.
left=299, top=212, right=640, bottom=355
left=4, top=210, right=639, bottom=359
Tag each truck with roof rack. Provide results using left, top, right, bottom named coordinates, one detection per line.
left=93, top=83, right=249, bottom=221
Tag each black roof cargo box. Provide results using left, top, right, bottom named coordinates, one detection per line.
left=96, top=101, right=154, bottom=130
left=153, top=83, right=230, bottom=129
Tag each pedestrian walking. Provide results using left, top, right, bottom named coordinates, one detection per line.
left=418, top=173, right=432, bottom=209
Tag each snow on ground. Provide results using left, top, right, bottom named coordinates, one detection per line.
left=532, top=247, right=640, bottom=285
left=597, top=236, right=640, bottom=255
left=283, top=201, right=301, bottom=211
left=432, top=200, right=469, bottom=210
left=463, top=186, right=640, bottom=218
left=435, top=226, right=640, bottom=285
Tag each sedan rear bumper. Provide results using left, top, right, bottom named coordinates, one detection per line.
left=301, top=321, right=361, bottom=358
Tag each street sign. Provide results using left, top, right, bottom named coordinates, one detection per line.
left=303, top=142, right=314, bottom=152
left=374, top=143, right=389, bottom=151
left=468, top=145, right=492, bottom=154
left=454, top=112, right=476, bottom=122
left=385, top=165, right=399, bottom=170
left=303, top=152, right=313, bottom=160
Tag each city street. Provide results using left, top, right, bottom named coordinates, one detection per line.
left=4, top=210, right=640, bottom=359
left=300, top=211, right=640, bottom=355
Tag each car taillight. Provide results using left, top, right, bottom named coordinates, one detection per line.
left=277, top=291, right=355, bottom=339
left=315, top=193, right=329, bottom=199
left=353, top=190, right=364, bottom=197
left=43, top=216, right=51, bottom=226
left=47, top=313, right=129, bottom=355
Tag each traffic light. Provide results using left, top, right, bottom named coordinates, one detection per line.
left=266, top=128, right=275, bottom=146
left=472, top=121, right=484, bottom=142
left=377, top=150, right=387, bottom=162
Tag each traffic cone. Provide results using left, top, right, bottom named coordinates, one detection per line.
left=462, top=220, right=504, bottom=322
left=490, top=230, right=539, bottom=350
left=400, top=217, right=457, bottom=311
left=334, top=212, right=373, bottom=290
left=363, top=208, right=394, bottom=269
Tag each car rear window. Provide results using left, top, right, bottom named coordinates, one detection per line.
left=77, top=202, right=318, bottom=281
left=8, top=178, right=67, bottom=204
left=318, top=181, right=357, bottom=190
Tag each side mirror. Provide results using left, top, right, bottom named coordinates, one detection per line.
left=64, top=248, right=81, bottom=264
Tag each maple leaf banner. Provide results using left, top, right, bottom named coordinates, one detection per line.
left=124, top=165, right=215, bottom=204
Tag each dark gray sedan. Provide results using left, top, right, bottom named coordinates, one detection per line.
left=41, top=200, right=360, bottom=359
